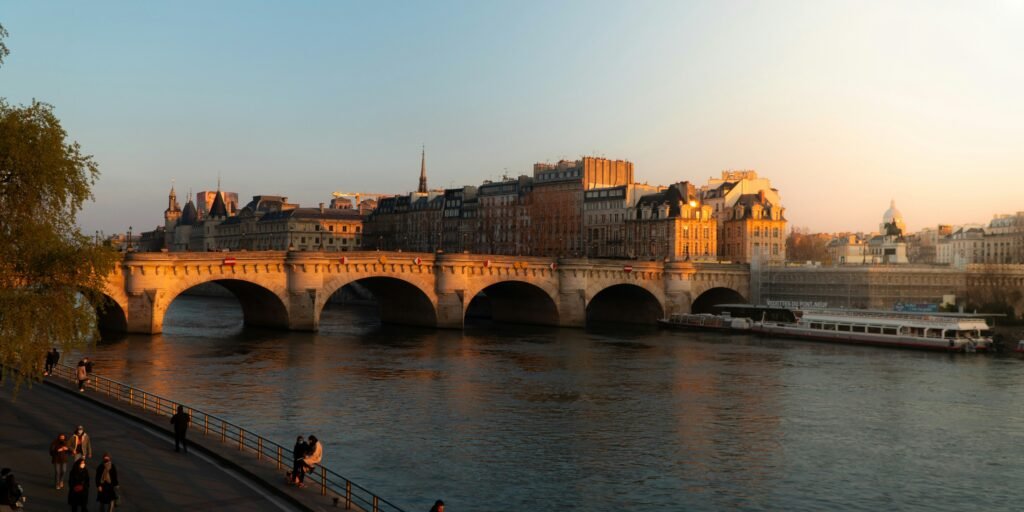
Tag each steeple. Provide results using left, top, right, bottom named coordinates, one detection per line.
left=208, top=180, right=229, bottom=219
left=418, top=145, right=428, bottom=193
left=164, top=180, right=181, bottom=224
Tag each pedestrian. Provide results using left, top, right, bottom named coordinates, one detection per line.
left=76, top=360, right=88, bottom=392
left=70, top=426, right=92, bottom=462
left=84, top=358, right=93, bottom=375
left=295, top=435, right=323, bottom=488
left=45, top=348, right=60, bottom=376
left=50, top=433, right=71, bottom=489
left=287, top=436, right=308, bottom=485
left=95, top=454, right=118, bottom=512
left=429, top=500, right=445, bottom=512
left=1, top=468, right=26, bottom=510
left=170, top=405, right=191, bottom=453
left=67, top=458, right=89, bottom=512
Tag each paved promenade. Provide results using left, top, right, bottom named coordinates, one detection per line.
left=0, top=378, right=300, bottom=512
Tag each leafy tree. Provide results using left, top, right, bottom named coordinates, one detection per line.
left=0, top=24, right=118, bottom=384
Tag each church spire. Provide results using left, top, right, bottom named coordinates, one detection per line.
left=418, top=145, right=428, bottom=193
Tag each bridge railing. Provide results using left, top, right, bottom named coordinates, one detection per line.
left=51, top=363, right=405, bottom=512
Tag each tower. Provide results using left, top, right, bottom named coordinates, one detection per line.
left=418, top=146, right=428, bottom=194
left=164, top=183, right=181, bottom=225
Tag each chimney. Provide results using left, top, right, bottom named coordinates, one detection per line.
left=759, top=190, right=765, bottom=202
left=319, top=202, right=325, bottom=214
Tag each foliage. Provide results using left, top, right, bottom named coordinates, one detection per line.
left=1, top=25, right=119, bottom=384
left=785, top=227, right=831, bottom=264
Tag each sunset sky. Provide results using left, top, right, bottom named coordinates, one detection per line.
left=3, top=1, right=1022, bottom=235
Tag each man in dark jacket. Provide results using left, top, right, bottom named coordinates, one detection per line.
left=0, top=468, right=24, bottom=510
left=50, top=433, right=70, bottom=489
left=170, top=405, right=191, bottom=453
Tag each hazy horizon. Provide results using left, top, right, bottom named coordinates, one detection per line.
left=3, top=1, right=1022, bottom=235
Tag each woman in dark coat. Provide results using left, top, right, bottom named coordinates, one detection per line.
left=67, top=458, right=89, bottom=512
left=95, top=454, right=118, bottom=512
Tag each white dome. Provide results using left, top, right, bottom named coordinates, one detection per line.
left=882, top=199, right=906, bottom=232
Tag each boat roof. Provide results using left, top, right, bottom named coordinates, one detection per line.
left=714, top=304, right=1000, bottom=319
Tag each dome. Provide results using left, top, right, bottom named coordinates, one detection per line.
left=882, top=199, right=906, bottom=234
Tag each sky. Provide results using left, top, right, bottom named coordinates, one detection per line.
left=2, top=0, right=1023, bottom=235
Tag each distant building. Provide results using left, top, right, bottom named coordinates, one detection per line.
left=477, top=177, right=532, bottom=255
left=584, top=183, right=663, bottom=258
left=699, top=171, right=786, bottom=264
left=625, top=182, right=716, bottom=261
left=196, top=190, right=239, bottom=218
left=530, top=157, right=634, bottom=256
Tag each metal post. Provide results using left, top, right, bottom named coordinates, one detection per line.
left=221, top=422, right=226, bottom=443
left=373, top=495, right=379, bottom=512
left=257, top=437, right=263, bottom=460
left=204, top=414, right=209, bottom=435
left=346, top=481, right=352, bottom=509
left=321, top=466, right=327, bottom=496
left=239, top=429, right=244, bottom=451
left=129, top=388, right=134, bottom=407
left=276, top=446, right=283, bottom=470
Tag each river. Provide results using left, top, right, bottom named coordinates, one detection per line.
left=81, top=295, right=1024, bottom=511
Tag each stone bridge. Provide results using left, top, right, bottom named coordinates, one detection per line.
left=98, top=251, right=750, bottom=334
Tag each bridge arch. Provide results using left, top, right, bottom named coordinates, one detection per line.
left=691, top=287, right=747, bottom=314
left=464, top=280, right=560, bottom=326
left=319, top=276, right=438, bottom=327
left=161, top=279, right=291, bottom=331
left=95, top=293, right=128, bottom=333
left=586, top=283, right=665, bottom=325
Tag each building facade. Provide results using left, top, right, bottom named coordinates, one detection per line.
left=625, top=182, right=717, bottom=261
left=699, top=171, right=786, bottom=264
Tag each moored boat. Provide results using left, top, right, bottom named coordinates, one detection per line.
left=1015, top=341, right=1024, bottom=354
left=753, top=307, right=993, bottom=352
left=658, top=312, right=753, bottom=332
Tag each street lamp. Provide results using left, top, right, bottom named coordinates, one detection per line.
left=127, top=226, right=133, bottom=252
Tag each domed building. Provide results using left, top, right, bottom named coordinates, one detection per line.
left=880, top=199, right=906, bottom=236
left=868, top=199, right=908, bottom=264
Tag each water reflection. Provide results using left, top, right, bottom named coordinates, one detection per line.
left=81, top=296, right=1024, bottom=512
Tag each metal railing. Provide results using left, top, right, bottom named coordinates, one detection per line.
left=52, top=363, right=405, bottom=512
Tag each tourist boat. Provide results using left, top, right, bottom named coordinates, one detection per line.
left=658, top=312, right=753, bottom=332
left=750, top=306, right=993, bottom=352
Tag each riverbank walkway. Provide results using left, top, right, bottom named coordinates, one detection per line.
left=1, top=368, right=401, bottom=512
left=0, top=377, right=300, bottom=511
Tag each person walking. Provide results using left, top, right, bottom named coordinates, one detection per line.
left=170, top=405, right=191, bottom=453
left=428, top=500, right=445, bottom=512
left=95, top=454, right=118, bottom=512
left=76, top=360, right=88, bottom=392
left=67, top=458, right=89, bottom=512
left=50, top=433, right=71, bottom=489
left=45, top=348, right=60, bottom=376
left=70, top=426, right=92, bottom=462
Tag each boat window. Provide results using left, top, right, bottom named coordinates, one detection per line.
left=883, top=327, right=898, bottom=335
left=980, top=330, right=993, bottom=337
left=810, top=323, right=822, bottom=330
left=867, top=326, right=882, bottom=334
left=837, top=324, right=851, bottom=332
left=852, top=325, right=866, bottom=333
left=824, top=324, right=837, bottom=331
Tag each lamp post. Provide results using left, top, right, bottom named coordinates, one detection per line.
left=127, top=226, right=133, bottom=252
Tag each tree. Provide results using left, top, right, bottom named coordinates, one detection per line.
left=1, top=24, right=118, bottom=384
